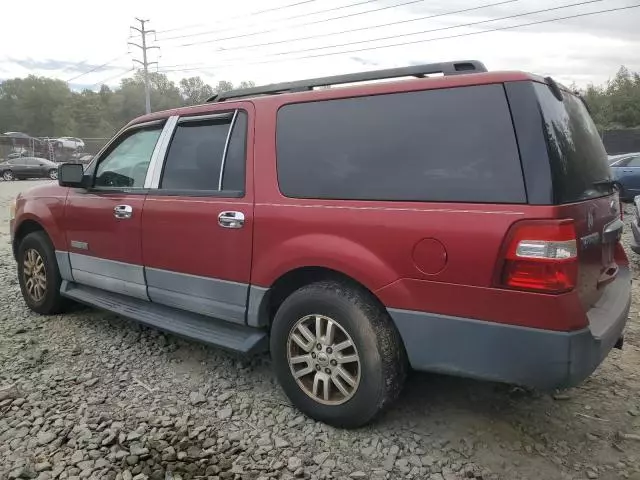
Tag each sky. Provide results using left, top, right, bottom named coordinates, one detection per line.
left=0, top=0, right=639, bottom=90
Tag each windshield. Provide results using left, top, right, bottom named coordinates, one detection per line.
left=534, top=83, right=613, bottom=204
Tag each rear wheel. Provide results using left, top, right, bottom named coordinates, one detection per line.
left=17, top=231, right=68, bottom=315
left=3, top=170, right=14, bottom=181
left=48, top=169, right=58, bottom=180
left=270, top=281, right=406, bottom=428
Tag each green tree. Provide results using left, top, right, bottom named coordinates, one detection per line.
left=179, top=76, right=214, bottom=105
left=0, top=70, right=253, bottom=149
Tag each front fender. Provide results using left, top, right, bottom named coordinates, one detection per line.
left=14, top=191, right=68, bottom=251
left=252, top=233, right=400, bottom=291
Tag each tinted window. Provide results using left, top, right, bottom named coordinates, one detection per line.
left=95, top=127, right=162, bottom=188
left=277, top=84, right=525, bottom=203
left=161, top=111, right=246, bottom=192
left=534, top=83, right=613, bottom=203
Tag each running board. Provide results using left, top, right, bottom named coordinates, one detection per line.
left=60, top=281, right=268, bottom=354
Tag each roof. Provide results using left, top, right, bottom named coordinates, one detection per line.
left=128, top=69, right=543, bottom=127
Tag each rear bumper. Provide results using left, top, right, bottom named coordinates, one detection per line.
left=388, top=267, right=631, bottom=390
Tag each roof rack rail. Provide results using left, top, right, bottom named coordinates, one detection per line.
left=206, top=60, right=487, bottom=103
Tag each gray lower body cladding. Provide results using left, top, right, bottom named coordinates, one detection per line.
left=389, top=267, right=631, bottom=390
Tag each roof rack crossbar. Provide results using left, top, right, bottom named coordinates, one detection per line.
left=206, top=60, right=486, bottom=102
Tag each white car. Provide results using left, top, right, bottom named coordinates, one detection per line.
left=56, top=137, right=85, bottom=151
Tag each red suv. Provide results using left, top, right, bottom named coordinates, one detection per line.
left=9, top=60, right=630, bottom=428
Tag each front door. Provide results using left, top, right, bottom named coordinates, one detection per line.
left=63, top=121, right=167, bottom=299
left=141, top=107, right=254, bottom=324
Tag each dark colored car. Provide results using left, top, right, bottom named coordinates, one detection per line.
left=610, top=152, right=640, bottom=201
left=1, top=157, right=59, bottom=181
left=9, top=60, right=630, bottom=428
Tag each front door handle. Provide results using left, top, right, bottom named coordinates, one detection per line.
left=218, top=211, right=245, bottom=229
left=114, top=204, right=133, bottom=219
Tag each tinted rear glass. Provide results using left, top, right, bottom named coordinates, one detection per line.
left=534, top=83, right=613, bottom=204
left=277, top=84, right=526, bottom=203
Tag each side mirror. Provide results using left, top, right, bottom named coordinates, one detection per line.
left=58, top=163, right=86, bottom=188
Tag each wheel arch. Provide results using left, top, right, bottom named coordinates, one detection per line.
left=12, top=219, right=49, bottom=260
left=252, top=266, right=389, bottom=329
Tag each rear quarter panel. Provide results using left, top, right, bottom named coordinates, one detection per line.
left=251, top=93, right=584, bottom=331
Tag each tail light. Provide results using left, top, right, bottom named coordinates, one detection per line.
left=497, top=220, right=578, bottom=294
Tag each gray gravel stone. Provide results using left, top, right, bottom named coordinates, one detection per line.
left=288, top=456, right=303, bottom=471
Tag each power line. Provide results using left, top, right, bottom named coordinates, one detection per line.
left=215, top=0, right=609, bottom=61
left=160, top=0, right=378, bottom=42
left=91, top=68, right=135, bottom=87
left=159, top=3, right=639, bottom=72
left=148, top=0, right=320, bottom=37
left=213, top=0, right=519, bottom=53
left=163, top=0, right=426, bottom=48
left=66, top=54, right=128, bottom=82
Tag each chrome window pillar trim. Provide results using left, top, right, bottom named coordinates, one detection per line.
left=218, top=109, right=239, bottom=190
left=145, top=115, right=179, bottom=189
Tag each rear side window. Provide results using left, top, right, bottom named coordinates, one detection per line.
left=534, top=83, right=612, bottom=204
left=276, top=84, right=525, bottom=203
left=160, top=111, right=247, bottom=193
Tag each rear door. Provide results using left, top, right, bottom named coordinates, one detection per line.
left=63, top=120, right=168, bottom=299
left=532, top=82, right=621, bottom=308
left=141, top=106, right=254, bottom=324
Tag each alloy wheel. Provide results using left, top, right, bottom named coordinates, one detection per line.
left=23, top=248, right=47, bottom=303
left=3, top=170, right=14, bottom=181
left=287, top=314, right=361, bottom=405
left=49, top=169, right=58, bottom=180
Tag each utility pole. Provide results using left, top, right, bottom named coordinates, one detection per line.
left=128, top=18, right=159, bottom=114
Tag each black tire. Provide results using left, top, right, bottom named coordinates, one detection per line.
left=3, top=169, right=14, bottom=181
left=614, top=183, right=628, bottom=202
left=17, top=231, right=68, bottom=315
left=48, top=169, right=58, bottom=180
left=270, top=281, right=407, bottom=428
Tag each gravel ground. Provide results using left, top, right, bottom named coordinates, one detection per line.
left=1, top=180, right=640, bottom=480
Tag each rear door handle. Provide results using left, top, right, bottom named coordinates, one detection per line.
left=218, top=211, right=245, bottom=229
left=114, top=204, right=133, bottom=219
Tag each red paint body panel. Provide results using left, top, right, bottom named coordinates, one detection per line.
left=141, top=196, right=253, bottom=282
left=63, top=191, right=146, bottom=264
left=13, top=183, right=69, bottom=250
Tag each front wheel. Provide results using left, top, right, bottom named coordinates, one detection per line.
left=48, top=169, right=58, bottom=180
left=17, top=231, right=68, bottom=315
left=270, top=281, right=407, bottom=428
left=3, top=170, right=14, bottom=181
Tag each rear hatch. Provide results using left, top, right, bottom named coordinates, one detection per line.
left=534, top=81, right=622, bottom=309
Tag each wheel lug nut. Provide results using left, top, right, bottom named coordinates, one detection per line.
left=325, top=368, right=331, bottom=374
left=311, top=352, right=316, bottom=358
left=330, top=359, right=337, bottom=366
left=315, top=365, right=321, bottom=371
left=326, top=347, right=332, bottom=354
left=316, top=344, right=322, bottom=350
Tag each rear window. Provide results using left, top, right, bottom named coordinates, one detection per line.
left=534, top=83, right=613, bottom=204
left=276, top=84, right=526, bottom=203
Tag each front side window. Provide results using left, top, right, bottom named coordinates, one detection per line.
left=94, top=127, right=162, bottom=188
left=276, top=84, right=525, bottom=203
left=160, top=111, right=247, bottom=193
